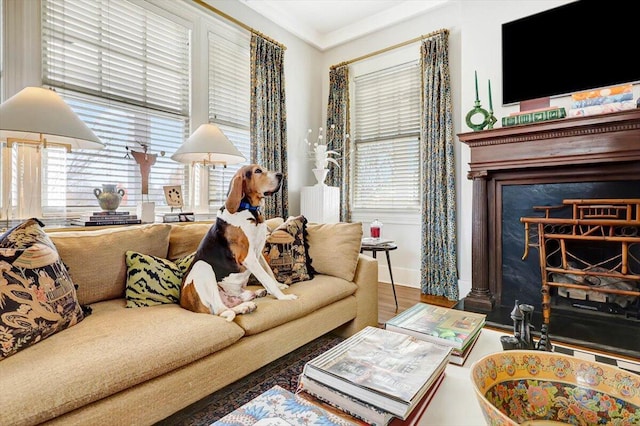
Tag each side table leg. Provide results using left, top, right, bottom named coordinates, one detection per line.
left=385, top=251, right=398, bottom=311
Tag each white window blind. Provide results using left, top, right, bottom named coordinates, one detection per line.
left=207, top=24, right=251, bottom=207
left=40, top=0, right=190, bottom=216
left=352, top=61, right=421, bottom=210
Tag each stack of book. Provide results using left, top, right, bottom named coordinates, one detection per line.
left=70, top=211, right=141, bottom=226
left=361, top=237, right=395, bottom=246
left=501, top=106, right=566, bottom=127
left=385, top=303, right=486, bottom=366
left=568, top=83, right=635, bottom=117
left=298, top=326, right=451, bottom=425
left=158, top=211, right=195, bottom=223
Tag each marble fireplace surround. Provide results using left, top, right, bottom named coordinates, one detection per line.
left=457, top=109, right=640, bottom=354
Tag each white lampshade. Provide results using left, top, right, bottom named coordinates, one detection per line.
left=171, top=123, right=246, bottom=166
left=0, top=86, right=105, bottom=150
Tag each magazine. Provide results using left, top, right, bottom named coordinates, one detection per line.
left=302, top=326, right=451, bottom=419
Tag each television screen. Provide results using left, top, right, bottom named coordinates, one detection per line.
left=501, top=1, right=639, bottom=106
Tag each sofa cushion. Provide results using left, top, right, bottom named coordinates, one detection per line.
left=49, top=224, right=172, bottom=305
left=265, top=216, right=284, bottom=231
left=306, top=222, right=363, bottom=282
left=125, top=251, right=195, bottom=307
left=0, top=299, right=245, bottom=425
left=167, top=222, right=211, bottom=260
left=263, top=215, right=314, bottom=285
left=0, top=218, right=86, bottom=359
left=234, top=275, right=357, bottom=335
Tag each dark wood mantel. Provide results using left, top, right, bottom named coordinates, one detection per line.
left=458, top=109, right=640, bottom=311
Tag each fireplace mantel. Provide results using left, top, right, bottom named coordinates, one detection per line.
left=458, top=109, right=640, bottom=310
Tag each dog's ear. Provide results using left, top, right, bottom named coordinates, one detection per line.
left=225, top=172, right=244, bottom=214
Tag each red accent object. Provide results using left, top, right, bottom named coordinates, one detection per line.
left=370, top=219, right=382, bottom=238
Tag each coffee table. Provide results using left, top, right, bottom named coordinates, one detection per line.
left=216, top=325, right=639, bottom=426
left=416, top=327, right=506, bottom=425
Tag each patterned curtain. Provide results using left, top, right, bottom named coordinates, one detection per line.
left=420, top=30, right=458, bottom=300
left=250, top=34, right=288, bottom=218
left=325, top=65, right=351, bottom=222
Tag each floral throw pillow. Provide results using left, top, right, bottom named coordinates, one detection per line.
left=125, top=251, right=195, bottom=307
left=0, top=218, right=86, bottom=359
left=263, top=215, right=314, bottom=285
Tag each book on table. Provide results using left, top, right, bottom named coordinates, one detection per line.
left=361, top=237, right=394, bottom=246
left=159, top=212, right=195, bottom=223
left=79, top=212, right=138, bottom=222
left=70, top=218, right=142, bottom=226
left=385, top=303, right=485, bottom=361
left=447, top=329, right=482, bottom=366
left=298, top=371, right=445, bottom=426
left=301, top=326, right=451, bottom=420
left=213, top=385, right=362, bottom=426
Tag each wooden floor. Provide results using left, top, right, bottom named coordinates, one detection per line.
left=377, top=282, right=456, bottom=326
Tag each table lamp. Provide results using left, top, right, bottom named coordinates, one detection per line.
left=0, top=86, right=105, bottom=219
left=0, top=86, right=105, bottom=151
left=171, top=123, right=246, bottom=212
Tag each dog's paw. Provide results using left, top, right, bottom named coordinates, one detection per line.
left=234, top=301, right=257, bottom=315
left=219, top=309, right=236, bottom=322
left=278, top=293, right=297, bottom=300
left=277, top=282, right=289, bottom=290
left=254, top=288, right=268, bottom=298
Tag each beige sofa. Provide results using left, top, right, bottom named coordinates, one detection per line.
left=1, top=221, right=378, bottom=426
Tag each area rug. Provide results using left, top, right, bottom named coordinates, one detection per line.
left=155, top=333, right=345, bottom=426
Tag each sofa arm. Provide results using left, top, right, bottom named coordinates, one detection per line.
left=333, top=254, right=379, bottom=337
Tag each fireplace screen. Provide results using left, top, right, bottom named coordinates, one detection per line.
left=521, top=199, right=640, bottom=326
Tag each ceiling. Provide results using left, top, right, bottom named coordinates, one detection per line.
left=238, top=0, right=449, bottom=51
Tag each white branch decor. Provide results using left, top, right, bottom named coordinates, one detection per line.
left=304, top=125, right=341, bottom=168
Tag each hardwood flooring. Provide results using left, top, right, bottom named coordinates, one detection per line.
left=377, top=282, right=456, bottom=326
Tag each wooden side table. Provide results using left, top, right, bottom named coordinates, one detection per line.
left=360, top=242, right=398, bottom=310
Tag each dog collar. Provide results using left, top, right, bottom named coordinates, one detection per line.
left=239, top=200, right=260, bottom=213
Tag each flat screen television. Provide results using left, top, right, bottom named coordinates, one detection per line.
left=501, top=1, right=639, bottom=106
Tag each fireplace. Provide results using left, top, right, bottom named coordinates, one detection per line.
left=458, top=109, right=640, bottom=357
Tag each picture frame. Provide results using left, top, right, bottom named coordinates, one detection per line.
left=163, top=185, right=183, bottom=209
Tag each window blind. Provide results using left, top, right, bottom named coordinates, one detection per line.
left=352, top=61, right=421, bottom=210
left=207, top=23, right=251, bottom=208
left=40, top=0, right=190, bottom=216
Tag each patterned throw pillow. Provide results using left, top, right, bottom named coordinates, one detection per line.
left=0, top=218, right=85, bottom=359
left=263, top=215, right=314, bottom=285
left=125, top=251, right=195, bottom=307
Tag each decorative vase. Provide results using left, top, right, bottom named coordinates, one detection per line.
left=94, top=184, right=125, bottom=211
left=312, top=168, right=329, bottom=186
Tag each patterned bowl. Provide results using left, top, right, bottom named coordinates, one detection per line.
left=470, top=350, right=640, bottom=425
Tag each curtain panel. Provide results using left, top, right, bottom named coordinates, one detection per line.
left=250, top=34, right=288, bottom=219
left=419, top=30, right=459, bottom=300
left=325, top=65, right=351, bottom=222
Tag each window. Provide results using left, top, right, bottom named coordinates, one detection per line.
left=37, top=0, right=190, bottom=216
left=207, top=23, right=251, bottom=208
left=352, top=61, right=421, bottom=211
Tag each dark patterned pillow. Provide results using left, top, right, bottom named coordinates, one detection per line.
left=0, top=218, right=85, bottom=359
left=125, top=250, right=195, bottom=307
left=263, top=215, right=314, bottom=285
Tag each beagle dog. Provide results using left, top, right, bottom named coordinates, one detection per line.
left=179, top=164, right=297, bottom=321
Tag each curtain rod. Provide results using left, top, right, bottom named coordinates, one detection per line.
left=330, top=28, right=448, bottom=69
left=191, top=0, right=286, bottom=50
